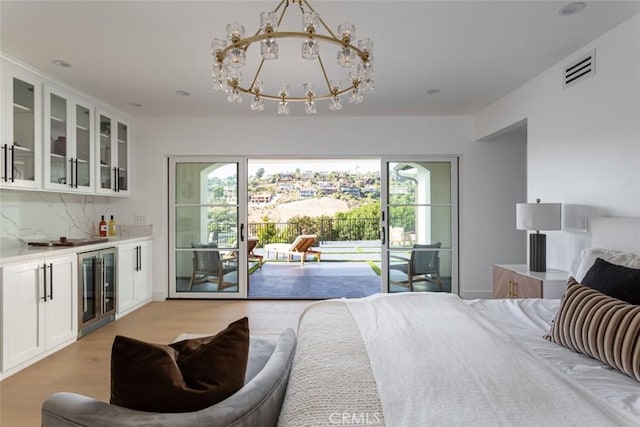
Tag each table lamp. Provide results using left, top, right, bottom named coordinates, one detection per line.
left=516, top=199, right=561, bottom=272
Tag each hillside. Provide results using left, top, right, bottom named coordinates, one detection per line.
left=248, top=197, right=350, bottom=223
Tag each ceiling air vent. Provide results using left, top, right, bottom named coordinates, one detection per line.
left=564, top=49, right=595, bottom=88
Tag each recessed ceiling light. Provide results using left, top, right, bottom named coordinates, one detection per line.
left=426, top=89, right=441, bottom=95
left=559, top=2, right=586, bottom=16
left=128, top=102, right=143, bottom=108
left=176, top=90, right=190, bottom=96
left=51, top=59, right=71, bottom=68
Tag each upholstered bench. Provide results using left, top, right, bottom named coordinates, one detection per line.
left=41, top=330, right=296, bottom=427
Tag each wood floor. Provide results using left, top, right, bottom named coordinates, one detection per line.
left=0, top=299, right=311, bottom=427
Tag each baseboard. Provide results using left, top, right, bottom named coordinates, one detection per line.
left=460, top=290, right=493, bottom=300
left=152, top=289, right=168, bottom=301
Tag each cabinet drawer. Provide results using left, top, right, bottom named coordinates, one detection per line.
left=493, top=266, right=542, bottom=298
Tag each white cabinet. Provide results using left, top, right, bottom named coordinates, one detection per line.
left=43, top=85, right=95, bottom=193
left=1, top=254, right=77, bottom=374
left=117, top=240, right=152, bottom=317
left=96, top=109, right=130, bottom=196
left=1, top=58, right=131, bottom=196
left=1, top=61, right=42, bottom=189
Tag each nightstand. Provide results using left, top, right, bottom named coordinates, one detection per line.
left=493, top=264, right=569, bottom=299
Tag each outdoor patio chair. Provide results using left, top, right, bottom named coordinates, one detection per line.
left=389, top=242, right=443, bottom=291
left=247, top=236, right=264, bottom=269
left=390, top=226, right=413, bottom=247
left=190, top=243, right=238, bottom=291
left=264, top=234, right=321, bottom=265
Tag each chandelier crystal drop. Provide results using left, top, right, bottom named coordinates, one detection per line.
left=211, top=0, right=374, bottom=114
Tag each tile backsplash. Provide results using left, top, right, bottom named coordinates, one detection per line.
left=0, top=191, right=144, bottom=247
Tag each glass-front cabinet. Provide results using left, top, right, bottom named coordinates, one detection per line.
left=43, top=86, right=94, bottom=192
left=1, top=64, right=42, bottom=189
left=96, top=109, right=129, bottom=195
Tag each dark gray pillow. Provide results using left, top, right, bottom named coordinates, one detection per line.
left=581, top=257, right=640, bottom=304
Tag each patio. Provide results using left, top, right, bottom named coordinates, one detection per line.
left=249, top=240, right=382, bottom=298
left=248, top=261, right=381, bottom=298
left=177, top=240, right=450, bottom=298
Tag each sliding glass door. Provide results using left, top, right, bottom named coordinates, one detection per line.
left=168, top=156, right=457, bottom=299
left=381, top=158, right=458, bottom=294
left=169, top=157, right=248, bottom=298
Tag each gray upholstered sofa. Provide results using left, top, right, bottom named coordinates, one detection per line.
left=41, top=330, right=296, bottom=427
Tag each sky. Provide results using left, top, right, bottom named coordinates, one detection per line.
left=248, top=159, right=380, bottom=176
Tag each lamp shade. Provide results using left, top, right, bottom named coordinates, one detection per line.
left=516, top=202, right=561, bottom=231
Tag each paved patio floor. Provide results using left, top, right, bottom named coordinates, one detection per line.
left=248, top=261, right=383, bottom=299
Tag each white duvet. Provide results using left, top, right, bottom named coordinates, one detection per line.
left=345, top=293, right=640, bottom=426
left=468, top=297, right=640, bottom=420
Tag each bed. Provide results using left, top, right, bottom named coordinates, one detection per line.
left=278, top=217, right=640, bottom=426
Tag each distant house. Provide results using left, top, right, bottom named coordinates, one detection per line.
left=298, top=189, right=316, bottom=198
left=278, top=184, right=296, bottom=193
left=250, top=193, right=273, bottom=204
left=317, top=181, right=337, bottom=195
left=340, top=186, right=361, bottom=197
left=362, top=187, right=380, bottom=197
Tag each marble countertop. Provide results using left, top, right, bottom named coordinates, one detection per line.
left=0, top=235, right=153, bottom=265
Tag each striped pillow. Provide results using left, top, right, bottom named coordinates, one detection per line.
left=546, top=278, right=640, bottom=382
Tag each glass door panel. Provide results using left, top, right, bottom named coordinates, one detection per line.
left=102, top=250, right=115, bottom=313
left=99, top=114, right=112, bottom=190
left=80, top=256, right=97, bottom=324
left=76, top=104, right=92, bottom=188
left=170, top=159, right=246, bottom=298
left=12, top=78, right=36, bottom=183
left=48, top=93, right=68, bottom=186
left=117, top=122, right=128, bottom=191
left=384, top=160, right=458, bottom=294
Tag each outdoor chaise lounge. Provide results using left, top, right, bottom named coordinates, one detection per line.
left=264, top=234, right=321, bottom=264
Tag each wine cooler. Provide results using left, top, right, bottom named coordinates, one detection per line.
left=77, top=248, right=116, bottom=337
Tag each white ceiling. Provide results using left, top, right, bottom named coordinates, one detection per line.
left=2, top=1, right=639, bottom=117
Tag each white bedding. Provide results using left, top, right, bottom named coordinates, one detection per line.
left=469, top=297, right=640, bottom=420
left=346, top=293, right=638, bottom=426
left=279, top=293, right=640, bottom=426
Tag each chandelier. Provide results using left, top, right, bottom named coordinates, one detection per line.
left=211, top=0, right=374, bottom=114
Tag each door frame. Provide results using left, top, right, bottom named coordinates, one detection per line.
left=380, top=156, right=459, bottom=295
left=168, top=156, right=248, bottom=299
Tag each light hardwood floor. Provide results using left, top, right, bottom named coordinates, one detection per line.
left=0, top=299, right=311, bottom=427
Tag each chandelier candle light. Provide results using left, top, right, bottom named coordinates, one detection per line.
left=211, top=0, right=374, bottom=114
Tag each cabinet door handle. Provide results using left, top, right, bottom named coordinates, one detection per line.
left=2, top=144, right=7, bottom=182
left=101, top=257, right=106, bottom=313
left=113, top=167, right=118, bottom=192
left=69, top=158, right=74, bottom=187
left=507, top=280, right=518, bottom=298
left=41, top=264, right=48, bottom=302
left=135, top=245, right=141, bottom=271
left=74, top=158, right=79, bottom=188
left=10, top=145, right=15, bottom=182
left=49, top=262, right=54, bottom=300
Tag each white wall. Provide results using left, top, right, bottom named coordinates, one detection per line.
left=475, top=14, right=640, bottom=271
left=125, top=115, right=527, bottom=300
left=469, top=126, right=528, bottom=286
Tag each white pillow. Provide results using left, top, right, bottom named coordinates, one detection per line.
left=571, top=247, right=640, bottom=282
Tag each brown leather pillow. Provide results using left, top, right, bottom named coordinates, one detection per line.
left=110, top=317, right=250, bottom=413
